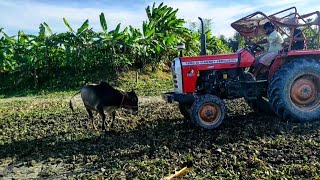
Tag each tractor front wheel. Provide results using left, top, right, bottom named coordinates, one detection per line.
left=191, top=95, right=226, bottom=129
left=268, top=58, right=320, bottom=122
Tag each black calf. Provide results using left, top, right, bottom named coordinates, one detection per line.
left=69, top=81, right=138, bottom=132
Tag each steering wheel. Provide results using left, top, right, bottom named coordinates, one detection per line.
left=245, top=40, right=264, bottom=54
left=252, top=43, right=264, bottom=52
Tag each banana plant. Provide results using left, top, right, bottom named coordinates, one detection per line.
left=0, top=30, right=17, bottom=71
left=0, top=2, right=239, bottom=91
left=62, top=18, right=89, bottom=36
left=97, top=12, right=132, bottom=70
left=61, top=18, right=92, bottom=68
left=141, top=2, right=191, bottom=70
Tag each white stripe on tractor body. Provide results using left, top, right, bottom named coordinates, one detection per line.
left=181, top=58, right=238, bottom=66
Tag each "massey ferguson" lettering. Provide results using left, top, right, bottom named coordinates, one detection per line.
left=181, top=58, right=238, bottom=66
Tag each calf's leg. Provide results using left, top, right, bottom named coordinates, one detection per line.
left=110, top=111, right=116, bottom=128
left=97, top=105, right=107, bottom=132
left=85, top=108, right=96, bottom=130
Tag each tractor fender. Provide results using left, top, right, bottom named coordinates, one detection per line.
left=269, top=51, right=320, bottom=81
left=268, top=56, right=285, bottom=81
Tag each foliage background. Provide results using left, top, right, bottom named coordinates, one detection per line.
left=0, top=2, right=318, bottom=96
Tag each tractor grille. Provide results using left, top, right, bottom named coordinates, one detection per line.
left=172, top=58, right=183, bottom=93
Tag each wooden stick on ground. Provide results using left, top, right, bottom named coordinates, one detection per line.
left=162, top=159, right=193, bottom=180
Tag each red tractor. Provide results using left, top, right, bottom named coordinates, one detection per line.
left=162, top=7, right=320, bottom=129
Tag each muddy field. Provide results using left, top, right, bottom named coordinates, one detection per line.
left=0, top=95, right=320, bottom=179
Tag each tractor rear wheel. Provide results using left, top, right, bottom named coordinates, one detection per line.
left=268, top=58, right=320, bottom=122
left=179, top=103, right=191, bottom=120
left=191, top=95, right=226, bottom=129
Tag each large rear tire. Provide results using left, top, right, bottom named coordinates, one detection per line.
left=268, top=58, right=320, bottom=122
left=191, top=95, right=226, bottom=129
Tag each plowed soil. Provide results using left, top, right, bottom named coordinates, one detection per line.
left=0, top=96, right=319, bottom=179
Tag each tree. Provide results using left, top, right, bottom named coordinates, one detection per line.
left=188, top=18, right=213, bottom=34
left=186, top=18, right=231, bottom=55
left=228, top=32, right=245, bottom=52
left=140, top=2, right=190, bottom=71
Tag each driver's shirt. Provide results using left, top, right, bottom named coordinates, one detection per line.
left=267, top=30, right=284, bottom=52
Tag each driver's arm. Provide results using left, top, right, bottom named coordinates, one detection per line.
left=256, top=39, right=267, bottom=44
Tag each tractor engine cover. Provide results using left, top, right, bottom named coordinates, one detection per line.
left=179, top=49, right=254, bottom=93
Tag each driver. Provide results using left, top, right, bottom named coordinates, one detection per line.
left=253, top=22, right=284, bottom=79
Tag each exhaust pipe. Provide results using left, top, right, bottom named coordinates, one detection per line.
left=198, top=17, right=206, bottom=56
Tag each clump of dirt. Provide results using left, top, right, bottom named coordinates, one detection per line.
left=0, top=97, right=319, bottom=179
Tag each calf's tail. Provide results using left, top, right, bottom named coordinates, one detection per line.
left=69, top=90, right=81, bottom=112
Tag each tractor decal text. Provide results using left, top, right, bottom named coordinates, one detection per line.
left=181, top=58, right=238, bottom=66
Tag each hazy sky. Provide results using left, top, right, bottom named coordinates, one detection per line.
left=0, top=0, right=319, bottom=37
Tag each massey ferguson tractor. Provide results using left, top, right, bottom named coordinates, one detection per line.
left=162, top=7, right=320, bottom=129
